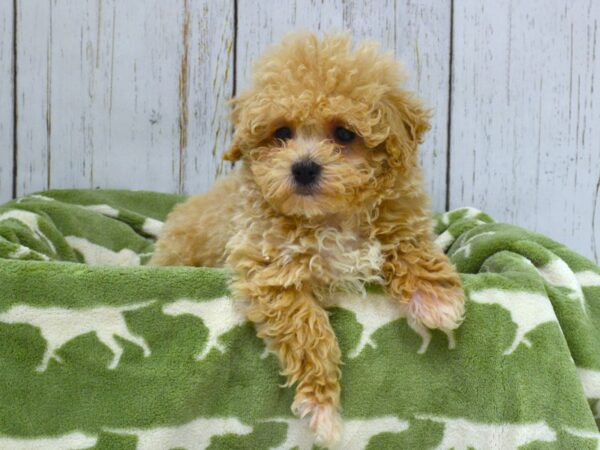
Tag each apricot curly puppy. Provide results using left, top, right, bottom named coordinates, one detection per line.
left=151, top=33, right=465, bottom=447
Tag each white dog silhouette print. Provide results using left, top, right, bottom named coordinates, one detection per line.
left=577, top=367, right=600, bottom=400
left=332, top=293, right=455, bottom=358
left=576, top=270, right=600, bottom=287
left=109, top=417, right=252, bottom=450
left=0, top=431, right=97, bottom=450
left=469, top=288, right=557, bottom=355
left=267, top=416, right=409, bottom=450
left=65, top=235, right=140, bottom=266
left=417, top=415, right=556, bottom=449
left=0, top=209, right=56, bottom=253
left=0, top=301, right=154, bottom=371
left=339, top=416, right=409, bottom=450
left=265, top=418, right=314, bottom=450
left=536, top=258, right=586, bottom=311
left=162, top=297, right=247, bottom=360
left=452, top=231, right=496, bottom=258
left=564, top=427, right=600, bottom=449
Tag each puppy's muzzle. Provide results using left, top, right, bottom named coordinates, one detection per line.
left=291, top=159, right=321, bottom=194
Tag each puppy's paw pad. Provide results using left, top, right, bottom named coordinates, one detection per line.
left=406, top=287, right=465, bottom=331
left=292, top=398, right=342, bottom=448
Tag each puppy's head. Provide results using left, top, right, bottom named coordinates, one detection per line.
left=224, top=33, right=430, bottom=219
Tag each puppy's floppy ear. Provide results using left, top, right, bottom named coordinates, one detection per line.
left=382, top=89, right=432, bottom=169
left=222, top=135, right=242, bottom=161
left=222, top=96, right=245, bottom=162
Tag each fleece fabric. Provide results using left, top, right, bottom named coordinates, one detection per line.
left=1, top=189, right=600, bottom=449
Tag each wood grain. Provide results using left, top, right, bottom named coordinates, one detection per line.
left=15, top=0, right=233, bottom=196
left=0, top=0, right=13, bottom=202
left=236, top=0, right=451, bottom=212
left=181, top=0, right=234, bottom=193
left=15, top=0, right=50, bottom=196
left=391, top=0, right=452, bottom=214
left=450, top=0, right=600, bottom=261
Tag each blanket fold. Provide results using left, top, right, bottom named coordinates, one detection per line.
left=1, top=190, right=599, bottom=449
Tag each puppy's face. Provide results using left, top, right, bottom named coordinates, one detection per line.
left=242, top=106, right=383, bottom=218
left=225, top=33, right=431, bottom=219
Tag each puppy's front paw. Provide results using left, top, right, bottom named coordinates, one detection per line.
left=404, top=283, right=465, bottom=331
left=292, top=395, right=342, bottom=448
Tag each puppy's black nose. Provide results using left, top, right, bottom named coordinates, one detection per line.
left=291, top=160, right=321, bottom=186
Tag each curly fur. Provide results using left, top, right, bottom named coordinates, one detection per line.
left=151, top=32, right=465, bottom=448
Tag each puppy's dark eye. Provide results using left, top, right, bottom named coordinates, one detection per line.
left=274, top=126, right=293, bottom=141
left=334, top=126, right=356, bottom=143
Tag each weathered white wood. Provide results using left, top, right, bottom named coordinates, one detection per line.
left=75, top=0, right=183, bottom=193
left=392, top=1, right=452, bottom=214
left=236, top=0, right=348, bottom=93
left=15, top=0, right=50, bottom=196
left=450, top=0, right=600, bottom=262
left=16, top=0, right=233, bottom=196
left=43, top=0, right=101, bottom=191
left=182, top=1, right=234, bottom=193
left=236, top=0, right=451, bottom=212
left=0, top=0, right=13, bottom=202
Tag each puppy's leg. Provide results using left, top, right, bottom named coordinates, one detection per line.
left=384, top=238, right=464, bottom=331
left=237, top=281, right=342, bottom=447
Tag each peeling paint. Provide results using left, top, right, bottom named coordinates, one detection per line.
left=95, top=0, right=101, bottom=68
left=46, top=0, right=53, bottom=189
left=223, top=37, right=233, bottom=88
left=414, top=39, right=421, bottom=91
left=108, top=3, right=116, bottom=117
left=178, top=0, right=190, bottom=193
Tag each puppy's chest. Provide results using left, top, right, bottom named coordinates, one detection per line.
left=282, top=227, right=384, bottom=287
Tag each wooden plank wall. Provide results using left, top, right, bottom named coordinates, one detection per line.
left=0, top=0, right=13, bottom=203
left=14, top=0, right=233, bottom=196
left=0, top=0, right=598, bottom=261
left=451, top=0, right=600, bottom=261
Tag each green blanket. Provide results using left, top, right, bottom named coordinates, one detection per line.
left=1, top=190, right=600, bottom=449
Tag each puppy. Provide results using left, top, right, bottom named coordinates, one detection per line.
left=151, top=33, right=465, bottom=447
